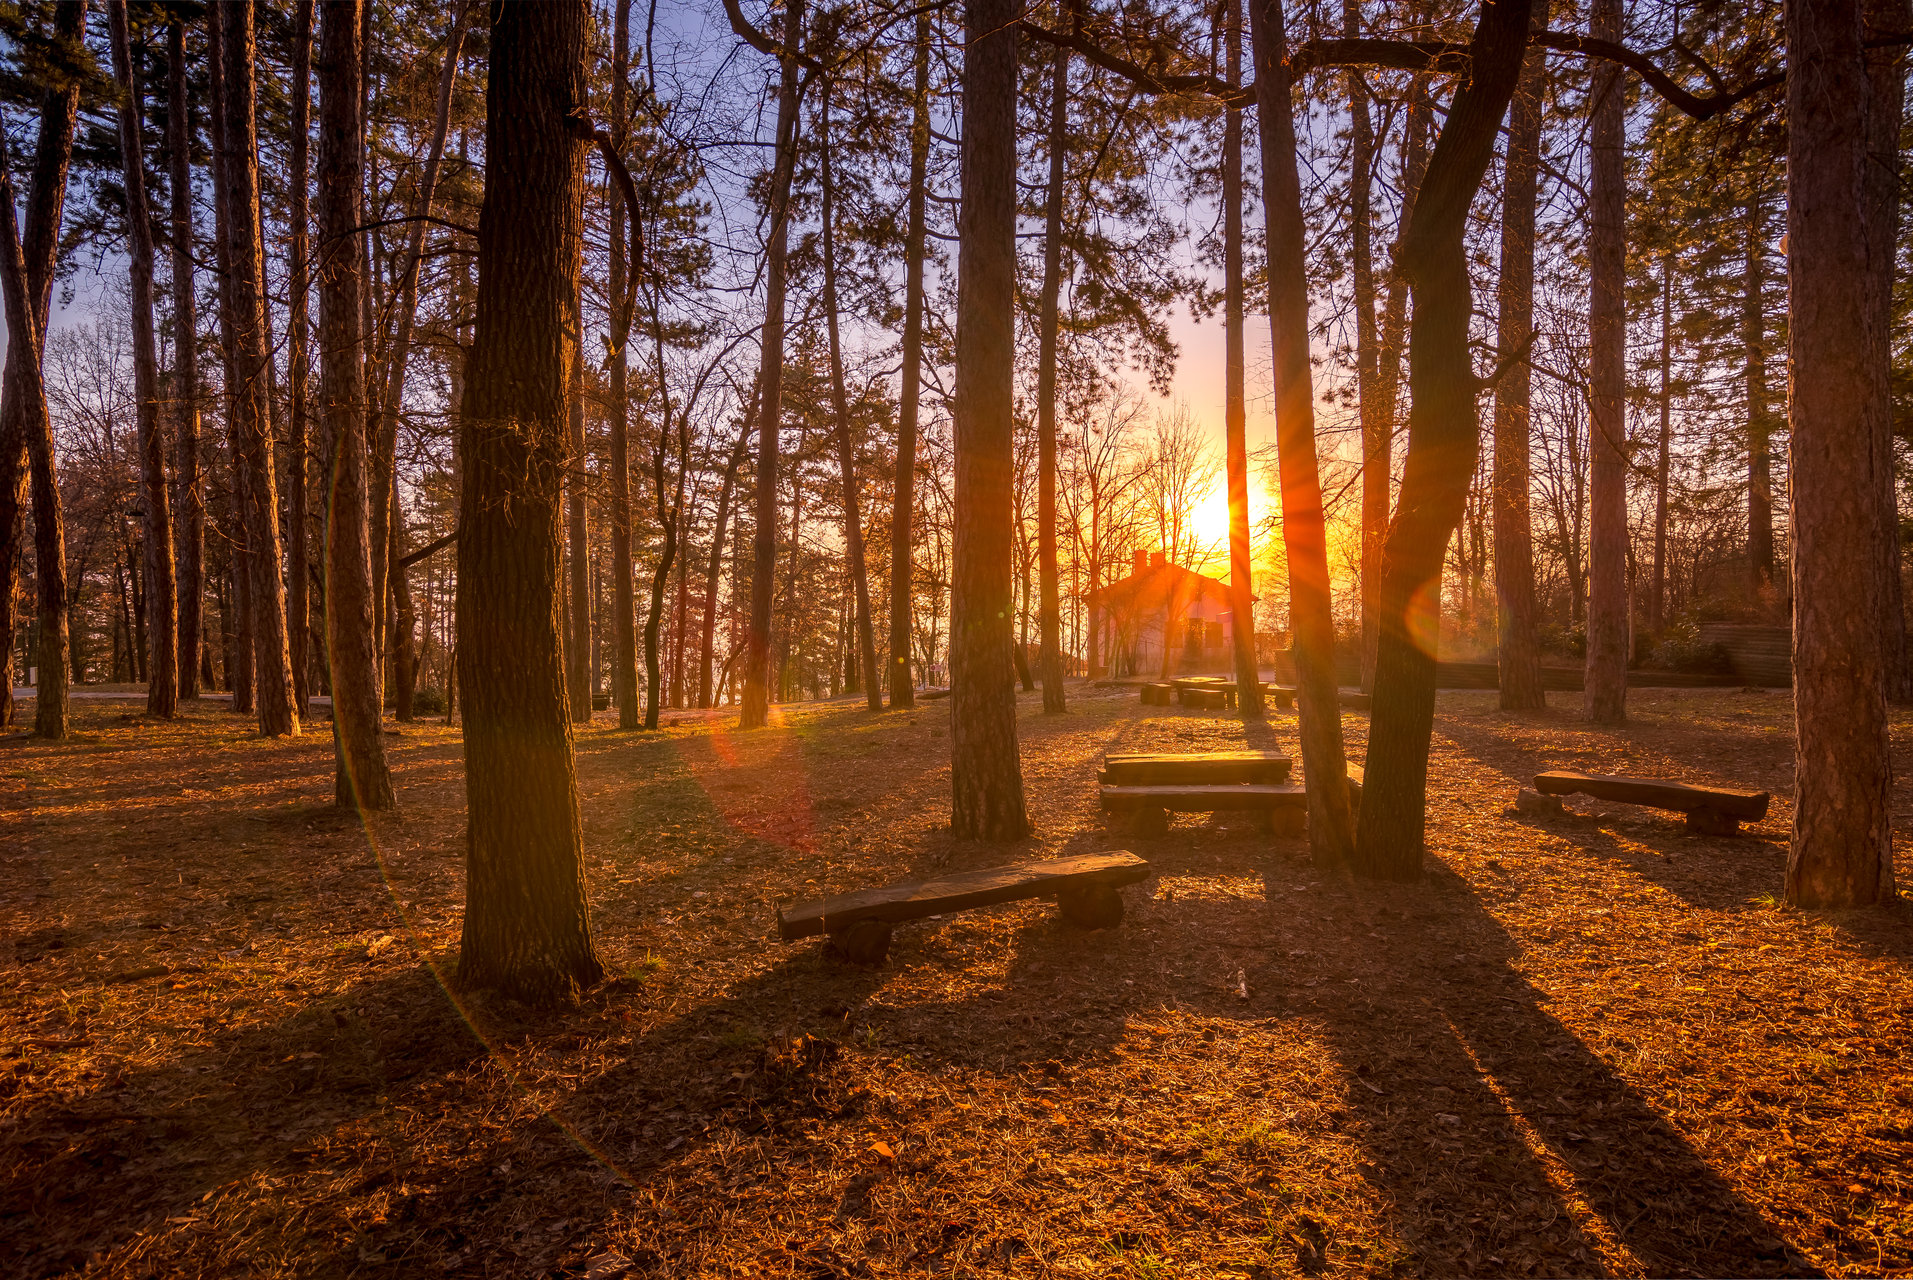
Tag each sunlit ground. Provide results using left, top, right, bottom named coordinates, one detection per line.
left=3, top=686, right=1909, bottom=1277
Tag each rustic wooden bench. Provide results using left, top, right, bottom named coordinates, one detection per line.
left=1101, top=750, right=1293, bottom=786
left=776, top=850, right=1150, bottom=964
left=1100, top=759, right=1362, bottom=837
left=1532, top=770, right=1770, bottom=836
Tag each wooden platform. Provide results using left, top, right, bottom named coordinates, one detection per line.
left=1099, top=762, right=1363, bottom=837
left=1533, top=770, right=1770, bottom=835
left=776, top=851, right=1150, bottom=962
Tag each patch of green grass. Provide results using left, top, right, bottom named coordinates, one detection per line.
left=623, top=953, right=666, bottom=982
left=1190, top=1118, right=1290, bottom=1162
left=715, top=1027, right=764, bottom=1052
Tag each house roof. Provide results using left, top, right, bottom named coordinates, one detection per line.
left=1088, top=560, right=1240, bottom=608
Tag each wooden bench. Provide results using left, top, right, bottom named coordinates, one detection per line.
left=1101, top=750, right=1293, bottom=786
left=1100, top=759, right=1362, bottom=837
left=1532, top=770, right=1770, bottom=836
left=776, top=851, right=1150, bottom=964
left=1138, top=682, right=1176, bottom=705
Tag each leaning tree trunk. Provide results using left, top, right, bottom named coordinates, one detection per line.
left=221, top=0, right=299, bottom=736
left=819, top=94, right=882, bottom=712
left=1034, top=1, right=1073, bottom=714
left=1583, top=0, right=1628, bottom=724
left=889, top=11, right=932, bottom=710
left=1650, top=257, right=1672, bottom=633
left=317, top=0, right=393, bottom=812
left=949, top=0, right=1031, bottom=842
left=1250, top=0, right=1352, bottom=864
left=1226, top=0, right=1265, bottom=718
left=167, top=17, right=203, bottom=701
left=1786, top=0, right=1896, bottom=907
left=109, top=0, right=179, bottom=719
left=455, top=0, right=604, bottom=1003
left=739, top=0, right=805, bottom=730
left=608, top=0, right=641, bottom=727
left=1363, top=80, right=1430, bottom=691
left=0, top=0, right=82, bottom=735
left=1492, top=8, right=1545, bottom=710
left=286, top=0, right=314, bottom=717
left=699, top=408, right=752, bottom=707
left=1867, top=0, right=1909, bottom=701
left=1354, top=0, right=1534, bottom=881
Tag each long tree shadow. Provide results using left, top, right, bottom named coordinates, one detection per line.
left=1261, top=862, right=1818, bottom=1276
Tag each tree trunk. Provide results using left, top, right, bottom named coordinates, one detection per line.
left=739, top=0, right=805, bottom=729
left=167, top=16, right=204, bottom=702
left=286, top=0, right=314, bottom=718
left=1364, top=80, right=1430, bottom=691
left=1787, top=0, right=1895, bottom=908
left=889, top=14, right=932, bottom=710
left=566, top=280, right=592, bottom=724
left=1867, top=0, right=1909, bottom=701
left=819, top=94, right=882, bottom=713
left=455, top=0, right=604, bottom=1003
left=0, top=0, right=83, bottom=737
left=1250, top=0, right=1352, bottom=864
left=108, top=0, right=179, bottom=719
left=1650, top=254, right=1672, bottom=634
left=208, top=1, right=253, bottom=717
left=1034, top=1, right=1074, bottom=715
left=1493, top=13, right=1545, bottom=710
left=318, top=0, right=393, bottom=811
left=1583, top=0, right=1627, bottom=724
left=1354, top=0, right=1533, bottom=880
left=698, top=407, right=751, bottom=709
left=608, top=0, right=640, bottom=728
left=949, top=0, right=1031, bottom=842
left=1227, top=0, right=1265, bottom=718
left=221, top=0, right=298, bottom=736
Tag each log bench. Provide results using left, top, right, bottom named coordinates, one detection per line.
left=1532, top=770, right=1770, bottom=836
left=776, top=850, right=1150, bottom=964
left=1139, top=682, right=1176, bottom=705
left=1101, top=750, right=1293, bottom=786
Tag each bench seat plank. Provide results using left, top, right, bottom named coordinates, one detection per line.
left=1533, top=770, right=1769, bottom=820
left=777, top=851, right=1150, bottom=941
left=1101, top=783, right=1304, bottom=811
left=1101, top=751, right=1293, bottom=786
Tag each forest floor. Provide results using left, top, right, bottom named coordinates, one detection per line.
left=4, top=684, right=1912, bottom=1279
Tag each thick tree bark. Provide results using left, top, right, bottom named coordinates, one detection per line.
left=1787, top=0, right=1895, bottom=908
left=699, top=408, right=752, bottom=708
left=1493, top=15, right=1545, bottom=710
left=288, top=0, right=314, bottom=717
left=1227, top=0, right=1265, bottom=718
left=1867, top=0, right=1909, bottom=701
left=318, top=0, right=393, bottom=810
left=0, top=0, right=83, bottom=736
left=108, top=0, right=179, bottom=719
left=221, top=0, right=298, bottom=736
left=1250, top=0, right=1352, bottom=864
left=739, top=0, right=805, bottom=730
left=167, top=17, right=203, bottom=702
left=1354, top=0, right=1533, bottom=880
left=1035, top=1, right=1073, bottom=714
left=1744, top=194, right=1775, bottom=598
left=949, top=0, right=1031, bottom=841
left=609, top=0, right=641, bottom=727
left=1650, top=255, right=1672, bottom=634
left=1583, top=0, right=1628, bottom=724
left=889, top=12, right=932, bottom=711
left=819, top=95, right=882, bottom=713
left=1363, top=80, right=1430, bottom=691
left=455, top=0, right=604, bottom=1002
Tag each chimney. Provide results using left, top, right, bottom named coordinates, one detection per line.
left=1132, top=550, right=1146, bottom=576
left=1151, top=551, right=1166, bottom=570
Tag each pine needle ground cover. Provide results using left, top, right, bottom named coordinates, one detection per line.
left=4, top=688, right=1910, bottom=1277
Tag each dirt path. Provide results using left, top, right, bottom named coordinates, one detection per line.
left=3, top=688, right=1909, bottom=1276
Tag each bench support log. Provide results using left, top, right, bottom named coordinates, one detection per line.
left=1057, top=884, right=1123, bottom=929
